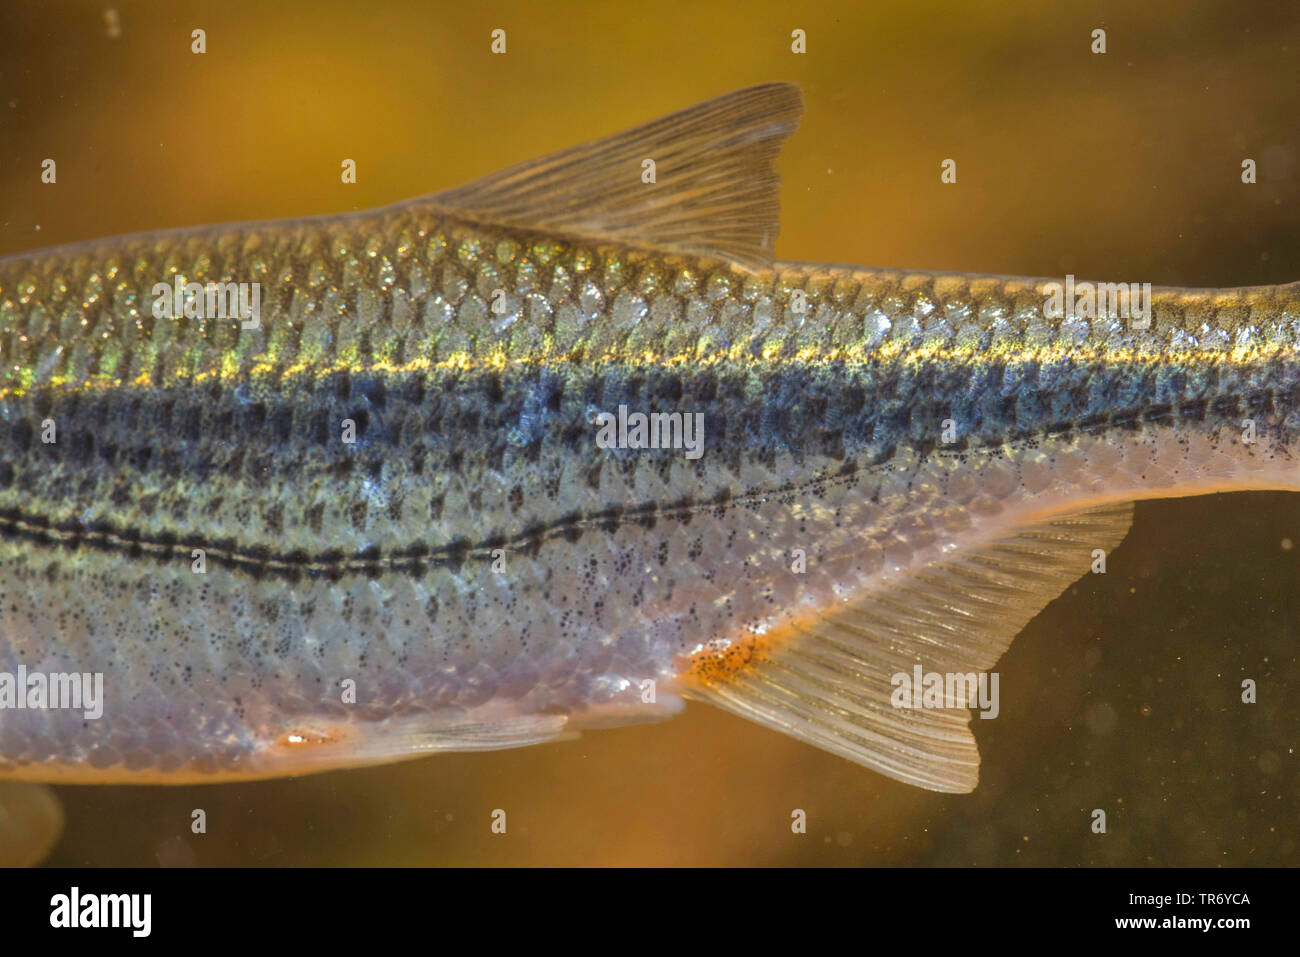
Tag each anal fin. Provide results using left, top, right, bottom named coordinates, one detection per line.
left=685, top=502, right=1135, bottom=793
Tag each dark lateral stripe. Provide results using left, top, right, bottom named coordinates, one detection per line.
left=0, top=464, right=856, bottom=582
left=0, top=394, right=1276, bottom=582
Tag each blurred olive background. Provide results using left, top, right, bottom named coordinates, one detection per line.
left=0, top=0, right=1297, bottom=865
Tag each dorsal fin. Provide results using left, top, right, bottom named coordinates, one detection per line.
left=431, top=84, right=804, bottom=272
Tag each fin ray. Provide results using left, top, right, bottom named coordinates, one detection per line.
left=431, top=84, right=804, bottom=271
left=686, top=502, right=1135, bottom=792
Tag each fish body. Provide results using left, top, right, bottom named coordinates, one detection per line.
left=0, top=84, right=1296, bottom=790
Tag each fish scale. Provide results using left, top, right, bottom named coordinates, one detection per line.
left=0, top=83, right=1297, bottom=790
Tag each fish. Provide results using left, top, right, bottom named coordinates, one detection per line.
left=0, top=82, right=1296, bottom=793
